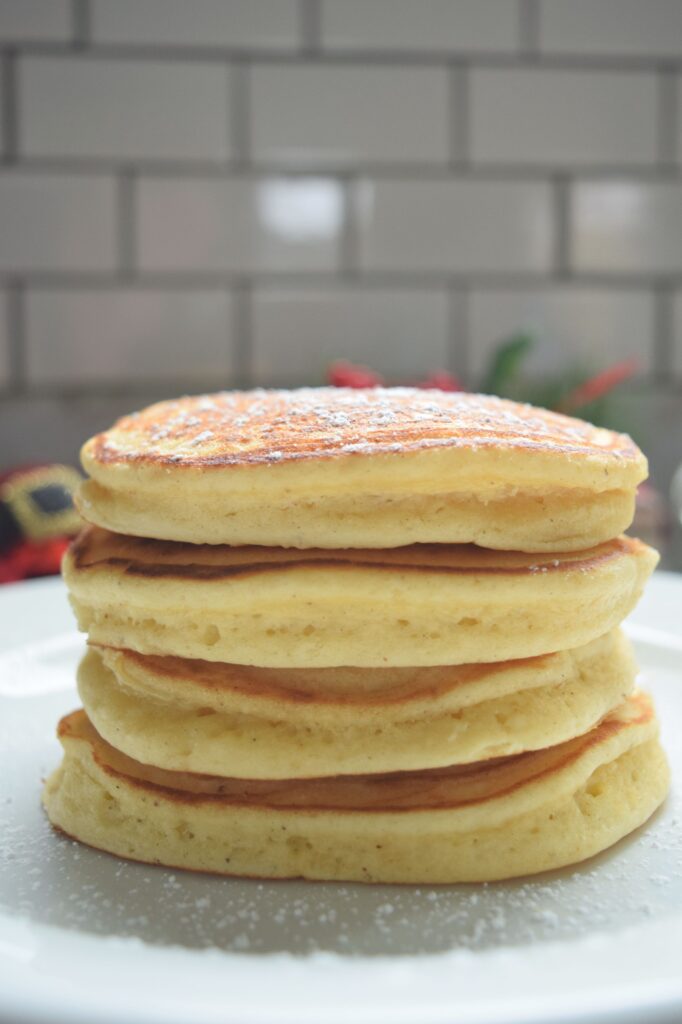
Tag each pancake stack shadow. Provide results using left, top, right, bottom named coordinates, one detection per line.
left=44, top=388, right=670, bottom=883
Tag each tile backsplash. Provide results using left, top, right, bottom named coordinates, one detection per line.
left=1, top=0, right=682, bottom=490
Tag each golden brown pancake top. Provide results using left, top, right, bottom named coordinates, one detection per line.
left=83, top=388, right=643, bottom=469
left=60, top=693, right=653, bottom=811
left=69, top=526, right=645, bottom=583
left=96, top=644, right=558, bottom=707
left=95, top=643, right=565, bottom=708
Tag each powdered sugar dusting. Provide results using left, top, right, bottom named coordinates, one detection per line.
left=87, top=388, right=642, bottom=468
left=188, top=430, right=214, bottom=446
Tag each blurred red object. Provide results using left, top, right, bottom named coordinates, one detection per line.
left=0, top=536, right=72, bottom=585
left=328, top=361, right=462, bottom=391
left=328, top=361, right=384, bottom=388
left=416, top=370, right=463, bottom=392
left=0, top=464, right=83, bottom=584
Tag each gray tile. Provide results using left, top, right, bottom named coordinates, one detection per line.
left=138, top=177, right=343, bottom=273
left=0, top=173, right=116, bottom=273
left=572, top=182, right=682, bottom=273
left=20, top=56, right=231, bottom=163
left=0, top=1, right=71, bottom=42
left=252, top=287, right=451, bottom=385
left=471, top=70, right=657, bottom=167
left=321, top=0, right=519, bottom=53
left=26, top=289, right=233, bottom=386
left=251, top=64, right=450, bottom=167
left=540, top=0, right=682, bottom=57
left=357, top=180, right=554, bottom=273
left=93, top=0, right=300, bottom=50
left=469, top=288, right=655, bottom=382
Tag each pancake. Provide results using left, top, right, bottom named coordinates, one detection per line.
left=42, top=693, right=669, bottom=883
left=78, top=631, right=636, bottom=778
left=63, top=527, right=658, bottom=668
left=77, top=389, right=647, bottom=552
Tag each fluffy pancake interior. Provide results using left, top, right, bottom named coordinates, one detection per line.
left=77, top=478, right=636, bottom=553
left=79, top=631, right=637, bottom=778
left=64, top=528, right=658, bottom=668
left=42, top=694, right=669, bottom=883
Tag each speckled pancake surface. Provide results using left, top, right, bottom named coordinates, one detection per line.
left=78, top=631, right=636, bottom=778
left=78, top=389, right=647, bottom=551
left=64, top=527, right=658, bottom=667
left=42, top=693, right=669, bottom=883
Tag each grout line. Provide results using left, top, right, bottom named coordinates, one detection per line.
left=230, top=60, right=250, bottom=168
left=657, top=69, right=678, bottom=168
left=1, top=157, right=680, bottom=180
left=15, top=40, right=682, bottom=71
left=232, top=280, right=254, bottom=387
left=6, top=281, right=26, bottom=393
left=2, top=51, right=17, bottom=162
left=450, top=65, right=469, bottom=167
left=552, top=175, right=570, bottom=276
left=449, top=286, right=469, bottom=382
left=0, top=380, right=258, bottom=403
left=301, top=0, right=321, bottom=55
left=6, top=270, right=682, bottom=289
left=117, top=170, right=136, bottom=278
left=72, top=0, right=91, bottom=49
left=519, top=0, right=540, bottom=58
left=653, top=284, right=674, bottom=381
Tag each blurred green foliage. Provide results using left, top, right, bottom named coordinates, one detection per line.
left=479, top=333, right=641, bottom=439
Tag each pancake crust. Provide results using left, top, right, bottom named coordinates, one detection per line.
left=79, top=631, right=636, bottom=778
left=78, top=389, right=647, bottom=551
left=64, top=527, right=658, bottom=667
left=42, top=694, right=669, bottom=883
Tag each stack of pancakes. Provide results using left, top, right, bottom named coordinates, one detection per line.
left=44, top=388, right=669, bottom=883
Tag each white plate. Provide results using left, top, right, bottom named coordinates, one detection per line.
left=1, top=574, right=681, bottom=1024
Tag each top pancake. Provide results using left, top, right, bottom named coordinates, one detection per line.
left=79, top=388, right=647, bottom=551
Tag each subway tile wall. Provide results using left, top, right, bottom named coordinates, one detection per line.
left=1, top=0, right=681, bottom=487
